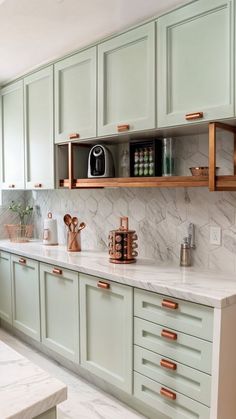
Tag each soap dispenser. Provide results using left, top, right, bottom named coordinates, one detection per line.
left=180, top=237, right=191, bottom=267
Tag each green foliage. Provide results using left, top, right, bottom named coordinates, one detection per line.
left=9, top=201, right=33, bottom=225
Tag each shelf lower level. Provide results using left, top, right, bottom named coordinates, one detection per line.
left=60, top=176, right=209, bottom=189
left=59, top=175, right=236, bottom=190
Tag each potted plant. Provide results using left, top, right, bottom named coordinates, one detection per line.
left=5, top=201, right=34, bottom=242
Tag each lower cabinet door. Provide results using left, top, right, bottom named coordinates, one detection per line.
left=0, top=252, right=12, bottom=324
left=11, top=255, right=40, bottom=341
left=134, top=372, right=210, bottom=419
left=80, top=273, right=133, bottom=393
left=40, top=263, right=79, bottom=362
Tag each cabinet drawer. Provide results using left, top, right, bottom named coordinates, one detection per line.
left=134, top=288, right=213, bottom=341
left=134, top=346, right=211, bottom=406
left=134, top=317, right=212, bottom=374
left=134, top=372, right=210, bottom=419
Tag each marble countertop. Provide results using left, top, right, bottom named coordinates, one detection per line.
left=0, top=339, right=67, bottom=419
left=1, top=240, right=236, bottom=308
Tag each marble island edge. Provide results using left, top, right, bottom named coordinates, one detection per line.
left=0, top=240, right=236, bottom=308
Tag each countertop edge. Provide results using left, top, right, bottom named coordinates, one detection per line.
left=0, top=242, right=234, bottom=309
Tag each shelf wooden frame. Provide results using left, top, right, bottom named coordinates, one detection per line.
left=58, top=121, right=236, bottom=191
left=209, top=122, right=236, bottom=191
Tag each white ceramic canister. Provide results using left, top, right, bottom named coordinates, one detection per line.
left=43, top=212, right=58, bottom=245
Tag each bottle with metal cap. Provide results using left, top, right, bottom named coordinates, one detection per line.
left=180, top=237, right=191, bottom=267
left=43, top=212, right=58, bottom=246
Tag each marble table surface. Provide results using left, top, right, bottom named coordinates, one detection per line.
left=0, top=339, right=67, bottom=419
left=1, top=240, right=236, bottom=308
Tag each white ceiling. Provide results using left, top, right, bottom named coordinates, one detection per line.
left=0, top=0, right=190, bottom=85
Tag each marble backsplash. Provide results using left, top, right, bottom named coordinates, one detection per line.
left=2, top=131, right=236, bottom=273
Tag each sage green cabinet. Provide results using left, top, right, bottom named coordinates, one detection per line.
left=40, top=263, right=79, bottom=362
left=0, top=252, right=12, bottom=324
left=11, top=255, right=40, bottom=341
left=0, top=81, right=25, bottom=189
left=24, top=66, right=54, bottom=189
left=54, top=47, right=96, bottom=143
left=157, top=0, right=235, bottom=127
left=80, top=274, right=133, bottom=393
left=98, top=23, right=155, bottom=136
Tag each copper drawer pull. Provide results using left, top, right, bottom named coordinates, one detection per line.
left=97, top=281, right=110, bottom=289
left=19, top=258, right=26, bottom=264
left=69, top=133, right=80, bottom=139
left=185, top=112, right=203, bottom=121
left=160, top=387, right=176, bottom=401
left=52, top=268, right=62, bottom=275
left=161, top=329, right=177, bottom=341
left=34, top=183, right=42, bottom=188
left=9, top=184, right=15, bottom=188
left=117, top=124, right=130, bottom=133
left=162, top=299, right=178, bottom=310
left=160, top=359, right=177, bottom=371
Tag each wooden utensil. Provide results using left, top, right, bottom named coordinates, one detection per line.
left=77, top=222, right=86, bottom=232
left=71, top=216, right=79, bottom=232
left=64, top=214, right=72, bottom=232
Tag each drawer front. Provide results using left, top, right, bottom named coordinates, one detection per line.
left=134, top=288, right=213, bottom=341
left=134, top=346, right=211, bottom=406
left=134, top=372, right=210, bottom=419
left=134, top=317, right=212, bottom=374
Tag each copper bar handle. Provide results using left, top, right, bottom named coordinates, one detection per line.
left=9, top=184, right=15, bottom=188
left=162, top=299, right=178, bottom=310
left=161, top=329, right=178, bottom=341
left=160, top=359, right=177, bottom=371
left=160, top=387, right=176, bottom=401
left=34, top=183, right=42, bottom=188
left=185, top=112, right=204, bottom=121
left=97, top=281, right=110, bottom=289
left=52, top=268, right=62, bottom=275
left=19, top=258, right=26, bottom=264
left=69, top=133, right=80, bottom=139
left=117, top=124, right=130, bottom=133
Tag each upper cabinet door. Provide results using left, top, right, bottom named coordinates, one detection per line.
left=98, top=23, right=155, bottom=136
left=1, top=81, right=25, bottom=190
left=157, top=0, right=235, bottom=127
left=24, top=66, right=54, bottom=190
left=54, top=47, right=96, bottom=143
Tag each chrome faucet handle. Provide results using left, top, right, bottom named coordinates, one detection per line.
left=188, top=223, right=196, bottom=249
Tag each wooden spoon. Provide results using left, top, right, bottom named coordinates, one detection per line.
left=71, top=217, right=78, bottom=233
left=77, top=222, right=86, bottom=232
left=63, top=214, right=72, bottom=232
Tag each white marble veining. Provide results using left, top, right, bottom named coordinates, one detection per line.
left=1, top=240, right=236, bottom=308
left=0, top=337, right=67, bottom=419
left=0, top=329, right=145, bottom=419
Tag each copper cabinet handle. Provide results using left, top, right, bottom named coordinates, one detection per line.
left=19, top=258, right=26, bottom=264
left=52, top=268, right=62, bottom=275
left=161, top=299, right=178, bottom=310
left=160, top=387, right=176, bottom=401
left=97, top=281, right=110, bottom=289
left=185, top=112, right=204, bottom=121
left=160, top=359, right=177, bottom=371
left=69, top=133, right=80, bottom=139
left=34, top=183, right=42, bottom=188
left=117, top=124, right=130, bottom=133
left=161, top=329, right=178, bottom=341
left=9, top=184, right=15, bottom=188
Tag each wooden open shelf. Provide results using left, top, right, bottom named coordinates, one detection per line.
left=58, top=122, right=236, bottom=191
left=60, top=176, right=209, bottom=189
left=59, top=175, right=236, bottom=190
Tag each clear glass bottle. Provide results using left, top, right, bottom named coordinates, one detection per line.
left=162, top=137, right=175, bottom=176
left=120, top=149, right=129, bottom=177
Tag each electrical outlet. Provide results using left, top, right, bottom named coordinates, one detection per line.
left=210, top=226, right=221, bottom=245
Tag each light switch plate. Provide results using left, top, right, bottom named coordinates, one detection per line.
left=210, top=226, right=221, bottom=245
